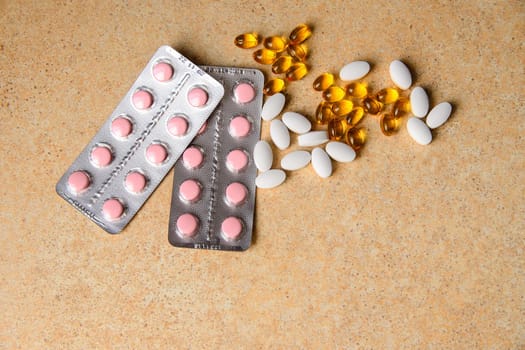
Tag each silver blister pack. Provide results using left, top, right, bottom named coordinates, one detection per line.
left=168, top=66, right=264, bottom=251
left=56, top=46, right=225, bottom=234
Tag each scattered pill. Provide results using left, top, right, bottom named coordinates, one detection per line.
left=315, top=101, right=336, bottom=125
left=233, top=82, right=256, bottom=104
left=167, top=115, right=189, bottom=137
left=253, top=48, right=278, bottom=65
left=379, top=113, right=401, bottom=136
left=132, top=89, right=153, bottom=110
left=346, top=81, right=368, bottom=99
left=298, top=130, right=329, bottom=147
left=263, top=36, right=288, bottom=52
left=176, top=213, right=199, bottom=237
left=322, top=85, right=346, bottom=102
left=187, top=87, right=208, bottom=107
left=146, top=143, right=168, bottom=165
left=393, top=98, right=411, bottom=118
left=280, top=150, right=311, bottom=171
left=376, top=88, right=400, bottom=104
left=328, top=118, right=348, bottom=141
left=407, top=117, right=432, bottom=145
left=263, top=78, right=286, bottom=96
left=325, top=141, right=356, bottom=163
left=234, top=33, right=260, bottom=49
left=111, top=117, right=133, bottom=138
left=426, top=102, right=452, bottom=129
left=289, top=23, right=312, bottom=45
left=253, top=140, right=273, bottom=172
left=410, top=87, right=429, bottom=118
left=179, top=179, right=201, bottom=203
left=67, top=170, right=90, bottom=194
left=272, top=56, right=293, bottom=74
left=313, top=73, right=334, bottom=91
left=152, top=62, right=174, bottom=82
left=363, top=96, right=384, bottom=115
left=261, top=93, right=285, bottom=121
left=225, top=182, right=248, bottom=206
left=345, top=107, right=365, bottom=127
left=339, top=61, right=370, bottom=81
left=125, top=171, right=147, bottom=194
left=102, top=198, right=125, bottom=221
left=311, top=147, right=332, bottom=178
left=345, top=127, right=367, bottom=151
left=221, top=216, right=244, bottom=241
left=255, top=169, right=286, bottom=189
left=282, top=112, right=312, bottom=134
left=229, top=115, right=251, bottom=138
left=331, top=99, right=353, bottom=116
left=287, top=44, right=308, bottom=62
left=285, top=62, right=309, bottom=81
left=270, top=119, right=290, bottom=150
left=389, top=60, right=412, bottom=90
left=226, top=149, right=249, bottom=173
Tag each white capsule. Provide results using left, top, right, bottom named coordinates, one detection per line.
left=282, top=112, right=312, bottom=134
left=297, top=130, right=329, bottom=147
left=280, top=150, right=311, bottom=171
left=270, top=119, right=290, bottom=150
left=311, top=148, right=332, bottom=178
left=325, top=141, right=356, bottom=163
left=253, top=140, right=273, bottom=172
left=426, top=102, right=452, bottom=129
left=261, top=93, right=285, bottom=121
left=389, top=60, right=412, bottom=90
left=410, top=87, right=429, bottom=118
left=255, top=169, right=286, bottom=189
left=407, top=117, right=432, bottom=145
left=339, top=61, right=370, bottom=81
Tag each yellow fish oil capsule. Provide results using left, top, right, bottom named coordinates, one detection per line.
left=287, top=44, right=308, bottom=61
left=263, top=36, right=288, bottom=52
left=289, top=23, right=312, bottom=45
left=253, top=48, right=278, bottom=65
left=331, top=99, right=354, bottom=116
left=315, top=101, right=335, bottom=125
left=234, top=33, right=260, bottom=49
left=272, top=56, right=293, bottom=74
left=363, top=96, right=384, bottom=115
left=285, top=62, right=308, bottom=81
left=376, top=88, right=400, bottom=104
left=313, top=73, right=334, bottom=91
left=393, top=98, right=411, bottom=118
left=379, top=113, right=401, bottom=136
left=322, top=85, right=346, bottom=102
left=328, top=118, right=348, bottom=141
left=345, top=107, right=365, bottom=127
left=346, top=82, right=368, bottom=99
left=345, top=127, right=367, bottom=151
left=263, top=78, right=285, bottom=96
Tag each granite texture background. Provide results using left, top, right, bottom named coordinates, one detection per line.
left=1, top=1, right=523, bottom=348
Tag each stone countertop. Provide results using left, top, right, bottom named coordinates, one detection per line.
left=1, top=1, right=523, bottom=348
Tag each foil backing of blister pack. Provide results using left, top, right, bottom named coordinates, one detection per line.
left=168, top=66, right=264, bottom=251
left=56, top=46, right=224, bottom=234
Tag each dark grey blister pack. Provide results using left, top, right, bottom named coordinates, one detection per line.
left=168, top=66, right=264, bottom=251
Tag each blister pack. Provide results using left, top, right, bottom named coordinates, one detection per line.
left=56, top=46, right=224, bottom=234
left=168, top=66, right=264, bottom=251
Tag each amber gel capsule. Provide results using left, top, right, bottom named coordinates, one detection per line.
left=313, top=73, right=334, bottom=91
left=289, top=23, right=312, bottom=45
left=263, top=36, right=287, bottom=52
left=363, top=96, right=384, bottom=115
left=272, top=56, right=293, bottom=74
left=263, top=78, right=285, bottom=96
left=322, top=85, right=346, bottom=103
left=285, top=62, right=308, bottom=81
left=346, top=81, right=368, bottom=99
left=234, top=33, right=260, bottom=49
left=379, top=113, right=401, bottom=136
left=345, top=127, right=367, bottom=151
left=287, top=44, right=308, bottom=61
left=328, top=118, right=348, bottom=141
left=315, top=101, right=335, bottom=125
left=345, top=107, right=365, bottom=127
left=331, top=99, right=353, bottom=117
left=376, top=88, right=400, bottom=104
left=393, top=98, right=411, bottom=118
left=253, top=48, right=278, bottom=64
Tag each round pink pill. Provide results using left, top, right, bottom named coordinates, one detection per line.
left=152, top=62, right=174, bottom=82
left=90, top=145, right=113, bottom=167
left=187, top=87, right=208, bottom=107
left=167, top=116, right=189, bottom=137
left=225, top=182, right=248, bottom=207
left=67, top=170, right=90, bottom=194
left=221, top=216, right=243, bottom=241
left=226, top=149, right=248, bottom=173
left=229, top=115, right=251, bottom=138
left=132, top=89, right=153, bottom=110
left=146, top=143, right=168, bottom=165
left=234, top=82, right=255, bottom=104
left=179, top=179, right=201, bottom=203
left=176, top=213, right=199, bottom=237
left=102, top=198, right=125, bottom=221
left=111, top=117, right=133, bottom=138
left=182, top=146, right=204, bottom=169
left=125, top=171, right=147, bottom=194
left=197, top=121, right=207, bottom=135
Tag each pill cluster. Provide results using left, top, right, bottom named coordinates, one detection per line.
left=168, top=66, right=264, bottom=251
left=234, top=24, right=313, bottom=95
left=56, top=46, right=224, bottom=234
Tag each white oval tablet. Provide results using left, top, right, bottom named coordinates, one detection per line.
left=280, top=150, right=311, bottom=171
left=339, top=61, right=370, bottom=81
left=261, top=93, right=285, bottom=121
left=426, top=102, right=452, bottom=129
left=255, top=169, right=286, bottom=189
left=410, top=87, right=429, bottom=118
left=270, top=119, right=290, bottom=150
left=297, top=130, right=329, bottom=147
left=407, top=117, right=432, bottom=145
left=282, top=112, right=312, bottom=134
left=325, top=141, right=356, bottom=163
left=253, top=140, right=273, bottom=172
left=389, top=60, right=412, bottom=90
left=311, top=148, right=332, bottom=178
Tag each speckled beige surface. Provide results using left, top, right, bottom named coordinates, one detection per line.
left=1, top=1, right=523, bottom=348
